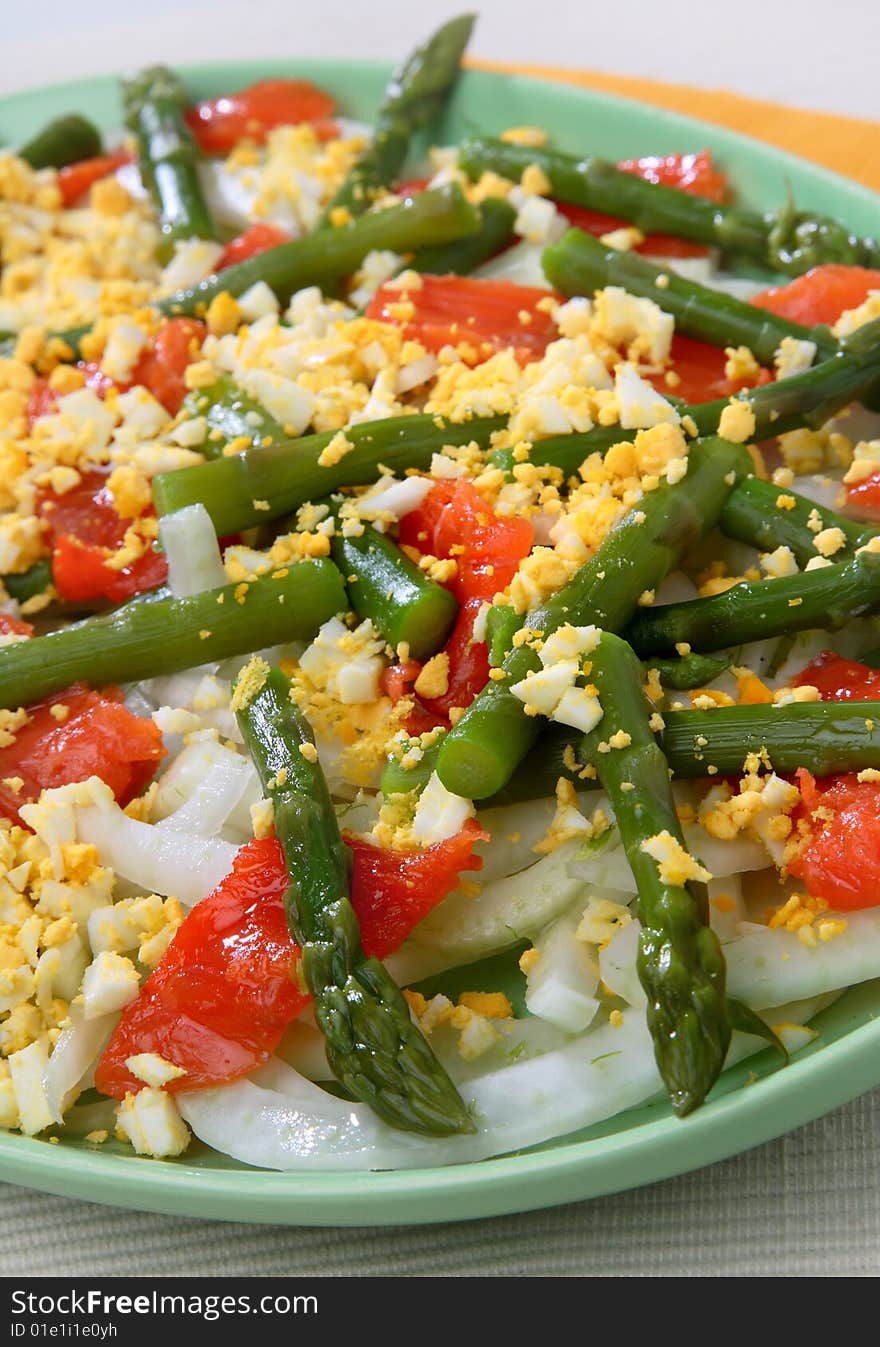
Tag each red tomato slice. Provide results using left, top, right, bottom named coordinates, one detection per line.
left=0, top=614, right=33, bottom=639
left=395, top=481, right=533, bottom=726
left=348, top=817, right=487, bottom=959
left=751, top=265, right=880, bottom=328
left=793, top=651, right=880, bottom=701
left=39, top=469, right=168, bottom=605
left=399, top=479, right=534, bottom=604
left=0, top=683, right=165, bottom=826
left=129, top=317, right=206, bottom=415
left=96, top=822, right=485, bottom=1098
left=57, top=149, right=133, bottom=207
left=216, top=221, right=291, bottom=271
left=647, top=333, right=772, bottom=405
left=366, top=274, right=560, bottom=364
left=556, top=201, right=711, bottom=259
left=845, top=474, right=880, bottom=521
left=94, top=837, right=306, bottom=1097
left=617, top=151, right=727, bottom=202
left=186, top=79, right=337, bottom=155
left=789, top=768, right=880, bottom=911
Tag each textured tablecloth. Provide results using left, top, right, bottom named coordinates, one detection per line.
left=2, top=0, right=879, bottom=1279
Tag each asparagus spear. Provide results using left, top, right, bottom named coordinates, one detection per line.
left=435, top=436, right=752, bottom=799
left=385, top=696, right=880, bottom=803
left=720, top=477, right=876, bottom=564
left=2, top=559, right=53, bottom=606
left=235, top=662, right=474, bottom=1136
left=488, top=316, right=880, bottom=481
left=579, top=632, right=730, bottom=1116
left=458, top=137, right=880, bottom=276
left=153, top=410, right=505, bottom=536
left=330, top=519, right=458, bottom=661
left=18, top=114, right=102, bottom=170
left=319, top=14, right=475, bottom=224
left=624, top=546, right=880, bottom=657
left=180, top=373, right=287, bottom=460
left=0, top=561, right=344, bottom=710
left=411, top=197, right=516, bottom=276
left=542, top=228, right=839, bottom=364
left=159, top=184, right=481, bottom=316
left=122, top=66, right=217, bottom=264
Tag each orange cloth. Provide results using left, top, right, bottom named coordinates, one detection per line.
left=470, top=59, right=880, bottom=193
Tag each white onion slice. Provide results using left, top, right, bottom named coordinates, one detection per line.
left=159, top=504, right=226, bottom=599
left=42, top=1006, right=117, bottom=1124
left=76, top=804, right=237, bottom=908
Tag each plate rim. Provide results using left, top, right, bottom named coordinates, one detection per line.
left=1, top=57, right=879, bottom=1227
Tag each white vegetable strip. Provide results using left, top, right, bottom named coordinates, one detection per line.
left=155, top=746, right=255, bottom=839
left=723, top=909, right=880, bottom=1006
left=76, top=803, right=237, bottom=908
left=179, top=996, right=818, bottom=1171
left=42, top=1006, right=117, bottom=1124
left=159, top=504, right=226, bottom=599
left=394, top=840, right=585, bottom=972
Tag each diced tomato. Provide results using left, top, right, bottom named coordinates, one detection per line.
left=789, top=768, right=880, bottom=911
left=646, top=333, right=772, bottom=405
left=752, top=265, right=880, bottom=328
left=0, top=683, right=165, bottom=827
left=845, top=474, right=880, bottom=521
left=397, top=177, right=430, bottom=198
left=556, top=201, right=710, bottom=259
left=0, top=614, right=33, bottom=639
left=395, top=481, right=533, bottom=727
left=96, top=821, right=485, bottom=1097
left=26, top=361, right=118, bottom=429
left=39, top=468, right=168, bottom=605
left=348, top=817, right=487, bottom=958
left=50, top=534, right=167, bottom=606
left=129, top=317, right=206, bottom=415
left=216, top=221, right=291, bottom=271
left=57, top=149, right=133, bottom=207
left=186, top=78, right=337, bottom=155
left=399, top=479, right=534, bottom=604
left=794, top=650, right=880, bottom=701
left=366, top=274, right=561, bottom=364
left=618, top=151, right=727, bottom=202
left=380, top=661, right=440, bottom=736
left=555, top=151, right=727, bottom=259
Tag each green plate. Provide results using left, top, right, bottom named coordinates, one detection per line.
left=1, top=60, right=879, bottom=1227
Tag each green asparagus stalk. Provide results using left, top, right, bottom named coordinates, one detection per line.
left=180, top=373, right=286, bottom=460
left=486, top=697, right=880, bottom=804
left=319, top=14, right=475, bottom=223
left=159, top=185, right=481, bottom=316
left=2, top=560, right=53, bottom=606
left=720, top=476, right=876, bottom=564
left=330, top=519, right=458, bottom=660
left=153, top=410, right=504, bottom=536
left=624, top=546, right=880, bottom=657
left=488, top=316, right=880, bottom=481
left=458, top=137, right=880, bottom=276
left=0, top=561, right=345, bottom=710
left=542, top=228, right=839, bottom=364
left=411, top=197, right=516, bottom=276
left=435, top=436, right=752, bottom=799
left=18, top=114, right=102, bottom=170
left=580, top=632, right=730, bottom=1115
left=122, top=66, right=217, bottom=264
left=384, top=696, right=880, bottom=804
left=485, top=603, right=522, bottom=667
left=235, top=662, right=474, bottom=1136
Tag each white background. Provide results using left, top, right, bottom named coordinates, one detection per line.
left=2, top=0, right=879, bottom=118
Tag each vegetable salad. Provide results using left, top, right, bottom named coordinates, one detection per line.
left=1, top=14, right=880, bottom=1169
